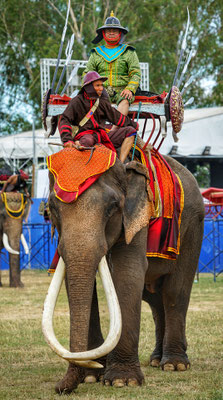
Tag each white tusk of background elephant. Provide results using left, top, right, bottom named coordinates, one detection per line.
left=42, top=256, right=122, bottom=368
left=3, top=233, right=19, bottom=255
left=20, top=233, right=29, bottom=254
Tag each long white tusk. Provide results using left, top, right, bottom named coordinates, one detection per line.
left=20, top=234, right=29, bottom=254
left=3, top=233, right=19, bottom=255
left=42, top=256, right=122, bottom=368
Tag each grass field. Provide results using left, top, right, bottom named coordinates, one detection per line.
left=0, top=270, right=223, bottom=400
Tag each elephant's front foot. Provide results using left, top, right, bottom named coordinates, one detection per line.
left=55, top=364, right=84, bottom=395
left=161, top=353, right=190, bottom=371
left=103, top=362, right=144, bottom=387
left=10, top=281, right=24, bottom=288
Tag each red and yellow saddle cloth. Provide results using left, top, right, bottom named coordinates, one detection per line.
left=47, top=144, right=116, bottom=203
left=134, top=145, right=184, bottom=260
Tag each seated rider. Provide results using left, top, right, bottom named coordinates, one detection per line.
left=0, top=169, right=30, bottom=198
left=59, top=71, right=139, bottom=163
left=82, top=11, right=141, bottom=117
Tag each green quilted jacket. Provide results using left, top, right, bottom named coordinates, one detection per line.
left=83, top=45, right=141, bottom=95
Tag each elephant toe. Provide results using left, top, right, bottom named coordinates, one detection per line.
left=150, top=358, right=161, bottom=368
left=127, top=378, right=140, bottom=387
left=163, top=363, right=175, bottom=371
left=84, top=375, right=97, bottom=384
left=176, top=363, right=188, bottom=371
left=112, top=378, right=126, bottom=388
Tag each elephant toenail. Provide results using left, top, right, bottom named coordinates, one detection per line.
left=127, top=378, right=139, bottom=387
left=150, top=359, right=160, bottom=367
left=176, top=363, right=187, bottom=371
left=84, top=375, right=97, bottom=383
left=163, top=363, right=175, bottom=371
left=112, top=379, right=125, bottom=388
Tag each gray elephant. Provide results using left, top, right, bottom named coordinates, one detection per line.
left=0, top=192, right=31, bottom=287
left=43, top=140, right=205, bottom=394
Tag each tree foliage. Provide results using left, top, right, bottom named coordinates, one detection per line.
left=0, top=0, right=222, bottom=134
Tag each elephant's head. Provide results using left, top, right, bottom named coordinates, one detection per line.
left=43, top=158, right=154, bottom=366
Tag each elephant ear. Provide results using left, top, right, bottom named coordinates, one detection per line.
left=123, top=161, right=155, bottom=245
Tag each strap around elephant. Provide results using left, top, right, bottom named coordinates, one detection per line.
left=72, top=98, right=99, bottom=138
left=1, top=192, right=27, bottom=219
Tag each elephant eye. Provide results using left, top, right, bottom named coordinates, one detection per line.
left=105, top=200, right=119, bottom=218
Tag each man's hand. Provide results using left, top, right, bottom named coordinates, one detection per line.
left=74, top=141, right=85, bottom=150
left=64, top=141, right=85, bottom=150
left=120, top=89, right=133, bottom=100
left=64, top=141, right=75, bottom=148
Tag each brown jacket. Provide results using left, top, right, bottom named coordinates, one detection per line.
left=59, top=90, right=137, bottom=143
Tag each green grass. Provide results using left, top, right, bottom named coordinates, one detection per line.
left=0, top=271, right=223, bottom=400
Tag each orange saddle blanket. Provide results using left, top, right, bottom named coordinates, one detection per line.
left=47, top=144, right=116, bottom=202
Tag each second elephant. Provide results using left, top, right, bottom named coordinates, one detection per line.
left=0, top=192, right=31, bottom=287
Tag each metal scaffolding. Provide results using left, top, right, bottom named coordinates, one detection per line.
left=198, top=217, right=223, bottom=281
left=0, top=222, right=57, bottom=271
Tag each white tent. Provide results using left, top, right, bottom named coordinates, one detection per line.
left=0, top=106, right=222, bottom=197
left=160, top=106, right=223, bottom=156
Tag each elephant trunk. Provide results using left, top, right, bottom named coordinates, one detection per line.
left=3, top=233, right=19, bottom=255
left=42, top=256, right=122, bottom=368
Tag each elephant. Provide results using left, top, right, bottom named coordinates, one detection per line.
left=44, top=139, right=205, bottom=394
left=0, top=192, right=31, bottom=287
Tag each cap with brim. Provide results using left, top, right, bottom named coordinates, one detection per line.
left=92, top=15, right=128, bottom=44
left=82, top=71, right=107, bottom=87
left=79, top=71, right=107, bottom=93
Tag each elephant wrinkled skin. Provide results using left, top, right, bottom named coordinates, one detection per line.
left=0, top=193, right=31, bottom=287
left=48, top=143, right=205, bottom=394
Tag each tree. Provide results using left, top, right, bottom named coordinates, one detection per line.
left=0, top=0, right=222, bottom=135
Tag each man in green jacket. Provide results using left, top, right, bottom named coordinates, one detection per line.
left=83, top=11, right=141, bottom=117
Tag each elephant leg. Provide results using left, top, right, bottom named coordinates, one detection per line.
left=104, top=231, right=147, bottom=387
left=6, top=220, right=23, bottom=287
left=142, top=286, right=165, bottom=367
left=9, top=254, right=23, bottom=287
left=160, top=223, right=203, bottom=371
left=161, top=283, right=190, bottom=371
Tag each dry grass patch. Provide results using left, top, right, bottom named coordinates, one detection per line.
left=0, top=270, right=223, bottom=400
